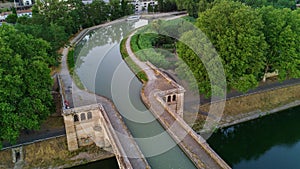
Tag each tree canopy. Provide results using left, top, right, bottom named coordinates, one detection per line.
left=0, top=25, right=53, bottom=148
left=259, top=6, right=300, bottom=80
left=175, top=0, right=300, bottom=95
left=176, top=0, right=299, bottom=17
left=177, top=0, right=267, bottom=93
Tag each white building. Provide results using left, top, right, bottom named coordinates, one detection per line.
left=132, top=0, right=157, bottom=13
left=21, top=0, right=32, bottom=6
left=82, top=0, right=93, bottom=5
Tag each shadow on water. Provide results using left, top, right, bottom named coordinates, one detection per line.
left=68, top=157, right=118, bottom=169
left=208, top=106, right=300, bottom=169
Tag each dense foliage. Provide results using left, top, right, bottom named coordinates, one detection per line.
left=0, top=0, right=137, bottom=147
left=130, top=0, right=300, bottom=96
left=175, top=0, right=300, bottom=95
left=0, top=25, right=54, bottom=148
left=259, top=6, right=300, bottom=80
left=175, top=0, right=298, bottom=17
left=197, top=0, right=267, bottom=92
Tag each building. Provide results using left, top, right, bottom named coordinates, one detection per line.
left=82, top=0, right=93, bottom=5
left=132, top=0, right=157, bottom=13
left=21, top=0, right=32, bottom=6
left=295, top=0, right=300, bottom=8
left=17, top=10, right=32, bottom=17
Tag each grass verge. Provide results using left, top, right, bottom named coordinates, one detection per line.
left=192, top=84, right=300, bottom=131
left=120, top=37, right=148, bottom=82
left=67, top=48, right=85, bottom=90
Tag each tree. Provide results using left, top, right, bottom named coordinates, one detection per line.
left=0, top=25, right=53, bottom=148
left=177, top=0, right=268, bottom=93
left=186, top=0, right=199, bottom=17
left=237, top=0, right=297, bottom=8
left=148, top=3, right=154, bottom=12
left=15, top=23, right=68, bottom=66
left=17, top=15, right=31, bottom=25
left=5, top=14, right=18, bottom=24
left=86, top=0, right=109, bottom=26
left=237, top=0, right=268, bottom=8
left=109, top=0, right=122, bottom=20
left=198, top=0, right=209, bottom=12
left=120, top=0, right=134, bottom=16
left=259, top=6, right=300, bottom=80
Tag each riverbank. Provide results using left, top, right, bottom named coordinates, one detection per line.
left=194, top=82, right=300, bottom=131
left=0, top=136, right=114, bottom=169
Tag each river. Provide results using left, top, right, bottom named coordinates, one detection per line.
left=75, top=19, right=196, bottom=168
left=208, top=106, right=300, bottom=169
left=69, top=157, right=118, bottom=169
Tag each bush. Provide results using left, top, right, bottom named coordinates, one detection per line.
left=5, top=14, right=17, bottom=24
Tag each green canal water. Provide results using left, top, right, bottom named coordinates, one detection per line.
left=208, top=106, right=300, bottom=169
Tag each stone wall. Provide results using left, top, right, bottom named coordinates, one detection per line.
left=0, top=148, right=13, bottom=169
left=63, top=104, right=111, bottom=151
left=196, top=83, right=300, bottom=130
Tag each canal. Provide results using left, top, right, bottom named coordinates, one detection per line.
left=75, top=19, right=196, bottom=168
left=208, top=106, right=300, bottom=169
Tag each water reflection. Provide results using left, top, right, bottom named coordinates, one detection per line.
left=208, top=106, right=300, bottom=169
left=68, top=157, right=118, bottom=169
left=75, top=20, right=148, bottom=93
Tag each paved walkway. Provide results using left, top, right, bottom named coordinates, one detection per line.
left=126, top=32, right=157, bottom=81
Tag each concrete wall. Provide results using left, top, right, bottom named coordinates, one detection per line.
left=147, top=62, right=185, bottom=117
left=63, top=105, right=111, bottom=151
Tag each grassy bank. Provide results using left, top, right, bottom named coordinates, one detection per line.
left=130, top=32, right=175, bottom=70
left=120, top=37, right=148, bottom=82
left=0, top=136, right=114, bottom=169
left=67, top=48, right=85, bottom=90
left=192, top=84, right=300, bottom=131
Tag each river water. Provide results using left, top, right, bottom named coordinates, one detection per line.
left=75, top=20, right=196, bottom=168
left=208, top=106, right=300, bottom=169
left=69, top=157, right=118, bottom=169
